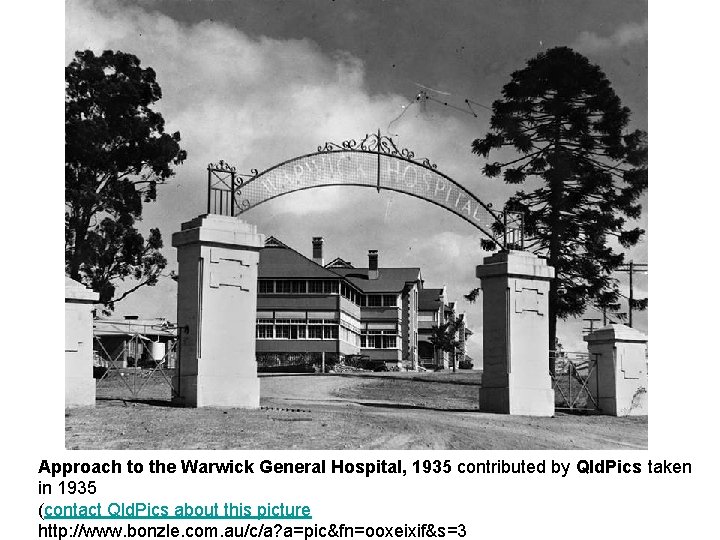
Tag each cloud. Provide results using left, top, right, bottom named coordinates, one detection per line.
left=63, top=0, right=561, bottom=363
left=67, top=1, right=394, bottom=212
left=573, top=19, right=648, bottom=54
left=65, top=1, right=491, bottom=220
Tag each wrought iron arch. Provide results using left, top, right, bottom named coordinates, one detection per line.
left=208, top=131, right=505, bottom=247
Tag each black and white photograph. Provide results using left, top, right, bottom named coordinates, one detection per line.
left=61, top=0, right=652, bottom=450
left=7, top=1, right=720, bottom=538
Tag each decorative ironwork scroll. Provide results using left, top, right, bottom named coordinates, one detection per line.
left=207, top=131, right=504, bottom=246
left=317, top=131, right=438, bottom=170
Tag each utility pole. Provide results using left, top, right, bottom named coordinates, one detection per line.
left=629, top=261, right=634, bottom=327
left=617, top=262, right=648, bottom=328
left=582, top=318, right=601, bottom=334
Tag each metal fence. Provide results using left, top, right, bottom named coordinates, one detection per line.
left=550, top=350, right=599, bottom=412
left=94, top=332, right=178, bottom=401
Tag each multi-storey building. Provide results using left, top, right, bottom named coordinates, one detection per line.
left=417, top=288, right=472, bottom=370
left=255, top=236, right=461, bottom=371
left=418, top=287, right=454, bottom=369
left=255, top=237, right=363, bottom=368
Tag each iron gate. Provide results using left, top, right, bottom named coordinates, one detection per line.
left=550, top=351, right=599, bottom=412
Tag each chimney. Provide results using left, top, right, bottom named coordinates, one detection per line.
left=312, top=237, right=324, bottom=266
left=368, top=250, right=379, bottom=280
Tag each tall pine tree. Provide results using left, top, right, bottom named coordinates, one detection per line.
left=469, top=47, right=647, bottom=365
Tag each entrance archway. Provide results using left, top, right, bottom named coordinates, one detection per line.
left=174, top=131, right=552, bottom=415
left=207, top=131, right=504, bottom=247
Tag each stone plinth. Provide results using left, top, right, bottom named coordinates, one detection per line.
left=65, top=277, right=98, bottom=407
left=584, top=324, right=648, bottom=416
left=172, top=215, right=265, bottom=407
left=476, top=251, right=555, bottom=416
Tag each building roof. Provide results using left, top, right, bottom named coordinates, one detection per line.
left=259, top=236, right=421, bottom=293
left=65, top=276, right=99, bottom=302
left=325, top=257, right=354, bottom=268
left=259, top=237, right=343, bottom=279
left=418, top=288, right=445, bottom=310
left=331, top=267, right=422, bottom=293
left=418, top=289, right=443, bottom=311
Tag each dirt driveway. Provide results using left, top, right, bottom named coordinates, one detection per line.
left=66, top=372, right=647, bottom=450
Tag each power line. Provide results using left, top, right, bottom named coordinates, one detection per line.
left=425, top=95, right=486, bottom=118
left=386, top=85, right=494, bottom=132
left=465, top=98, right=493, bottom=113
left=386, top=94, right=419, bottom=134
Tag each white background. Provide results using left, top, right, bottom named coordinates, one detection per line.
left=3, top=2, right=718, bottom=538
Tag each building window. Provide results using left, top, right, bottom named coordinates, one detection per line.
left=256, top=318, right=274, bottom=339
left=339, top=312, right=361, bottom=346
left=258, top=280, right=274, bottom=294
left=323, top=325, right=339, bottom=339
left=339, top=283, right=362, bottom=307
left=291, top=280, right=306, bottom=293
left=340, top=326, right=360, bottom=346
left=275, top=280, right=291, bottom=294
left=287, top=319, right=305, bottom=339
left=361, top=325, right=398, bottom=349
left=367, top=331, right=383, bottom=349
left=256, top=315, right=343, bottom=341
left=275, top=324, right=290, bottom=339
left=323, top=280, right=339, bottom=294
left=308, top=326, right=323, bottom=339
left=383, top=295, right=397, bottom=307
left=308, top=281, right=324, bottom=294
left=266, top=280, right=309, bottom=294
left=367, top=295, right=382, bottom=307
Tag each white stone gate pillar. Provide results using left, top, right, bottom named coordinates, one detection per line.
left=476, top=250, right=555, bottom=416
left=172, top=215, right=265, bottom=407
left=584, top=325, right=648, bottom=416
left=65, top=277, right=98, bottom=407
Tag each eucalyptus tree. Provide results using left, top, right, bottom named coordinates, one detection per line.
left=66, top=50, right=186, bottom=308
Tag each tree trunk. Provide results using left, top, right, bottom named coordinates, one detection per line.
left=548, top=282, right=558, bottom=374
left=67, top=211, right=90, bottom=283
left=68, top=229, right=85, bottom=282
left=547, top=142, right=565, bottom=375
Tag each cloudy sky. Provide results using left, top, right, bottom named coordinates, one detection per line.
left=65, top=0, right=648, bottom=360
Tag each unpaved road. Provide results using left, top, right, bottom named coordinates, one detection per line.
left=66, top=373, right=647, bottom=450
